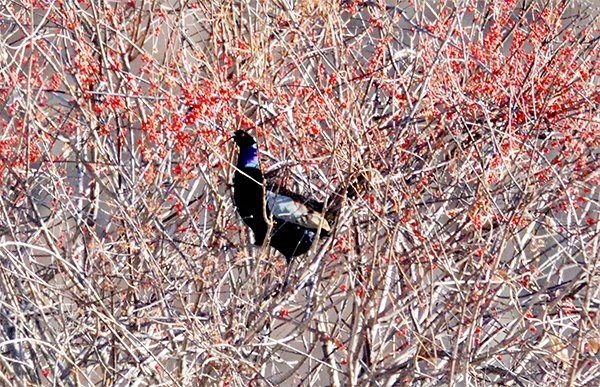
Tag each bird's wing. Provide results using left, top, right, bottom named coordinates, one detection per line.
left=266, top=191, right=331, bottom=232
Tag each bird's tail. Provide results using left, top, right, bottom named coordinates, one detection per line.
left=324, top=172, right=368, bottom=227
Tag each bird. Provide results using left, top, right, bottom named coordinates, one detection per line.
left=232, top=130, right=362, bottom=270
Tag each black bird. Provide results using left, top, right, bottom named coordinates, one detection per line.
left=232, top=130, right=270, bottom=247
left=232, top=130, right=360, bottom=265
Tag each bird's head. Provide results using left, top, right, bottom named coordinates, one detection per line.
left=233, top=130, right=256, bottom=147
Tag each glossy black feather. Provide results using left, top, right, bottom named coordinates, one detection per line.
left=270, top=221, right=316, bottom=259
left=232, top=131, right=269, bottom=245
left=233, top=130, right=331, bottom=262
